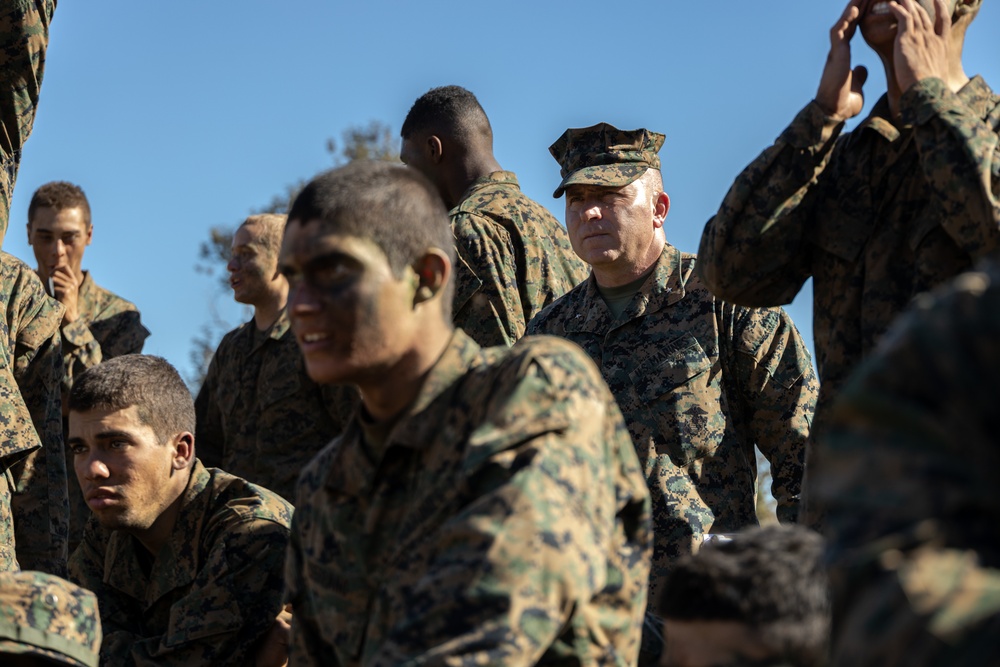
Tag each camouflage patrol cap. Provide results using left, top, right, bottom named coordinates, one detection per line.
left=549, top=122, right=665, bottom=197
left=0, top=571, right=101, bottom=667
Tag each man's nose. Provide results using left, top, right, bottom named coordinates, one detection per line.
left=79, top=453, right=110, bottom=482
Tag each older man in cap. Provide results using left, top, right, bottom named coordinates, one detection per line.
left=0, top=570, right=101, bottom=666
left=527, top=122, right=818, bottom=662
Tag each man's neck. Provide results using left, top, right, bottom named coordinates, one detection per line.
left=448, top=153, right=503, bottom=208
left=880, top=45, right=969, bottom=119
left=594, top=239, right=665, bottom=289
left=252, top=293, right=287, bottom=331
left=133, top=488, right=186, bottom=557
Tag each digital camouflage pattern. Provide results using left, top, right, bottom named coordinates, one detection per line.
left=697, top=77, right=1000, bottom=517
left=68, top=460, right=293, bottom=667
left=451, top=171, right=588, bottom=347
left=549, top=123, right=664, bottom=197
left=61, top=270, right=149, bottom=551
left=3, top=252, right=68, bottom=576
left=0, top=0, right=56, bottom=574
left=195, top=308, right=356, bottom=502
left=527, top=244, right=817, bottom=604
left=812, top=259, right=1000, bottom=666
left=0, top=0, right=54, bottom=245
left=285, top=330, right=652, bottom=666
left=0, top=569, right=101, bottom=667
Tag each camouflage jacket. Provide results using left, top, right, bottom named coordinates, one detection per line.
left=813, top=258, right=1000, bottom=666
left=195, top=308, right=356, bottom=502
left=698, top=76, right=1000, bottom=435
left=3, top=252, right=67, bottom=576
left=527, top=243, right=817, bottom=602
left=61, top=271, right=149, bottom=551
left=451, top=170, right=588, bottom=347
left=0, top=0, right=56, bottom=573
left=285, top=330, right=652, bottom=666
left=68, top=460, right=293, bottom=667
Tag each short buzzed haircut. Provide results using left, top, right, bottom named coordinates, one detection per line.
left=659, top=525, right=830, bottom=667
left=240, top=213, right=286, bottom=258
left=28, top=181, right=92, bottom=227
left=69, top=355, right=196, bottom=444
left=400, top=85, right=492, bottom=144
left=288, top=161, right=456, bottom=314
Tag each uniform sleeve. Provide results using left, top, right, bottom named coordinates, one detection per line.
left=0, top=0, right=54, bottom=241
left=902, top=77, right=1000, bottom=260
left=62, top=305, right=149, bottom=396
left=194, top=353, right=225, bottom=470
left=697, top=101, right=844, bottom=307
left=77, top=516, right=291, bottom=667
left=368, top=353, right=651, bottom=666
left=451, top=212, right=524, bottom=347
left=8, top=268, right=67, bottom=575
left=728, top=305, right=817, bottom=524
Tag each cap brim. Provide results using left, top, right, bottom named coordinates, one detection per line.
left=553, top=164, right=648, bottom=198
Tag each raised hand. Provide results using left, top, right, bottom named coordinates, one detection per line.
left=890, top=0, right=954, bottom=92
left=816, top=0, right=869, bottom=120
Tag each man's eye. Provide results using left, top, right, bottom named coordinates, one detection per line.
left=311, top=264, right=352, bottom=288
left=109, top=440, right=129, bottom=450
left=68, top=444, right=87, bottom=455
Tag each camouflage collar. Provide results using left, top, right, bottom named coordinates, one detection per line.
left=567, top=243, right=688, bottom=334
left=104, top=461, right=207, bottom=608
left=323, top=329, right=483, bottom=495
left=450, top=170, right=519, bottom=215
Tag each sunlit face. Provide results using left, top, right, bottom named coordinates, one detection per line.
left=228, top=223, right=281, bottom=306
left=661, top=620, right=775, bottom=667
left=279, top=220, right=423, bottom=387
left=564, top=178, right=664, bottom=273
left=26, top=206, right=92, bottom=283
left=860, top=0, right=960, bottom=52
left=69, top=406, right=188, bottom=536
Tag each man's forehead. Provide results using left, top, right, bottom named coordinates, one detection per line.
left=281, top=221, right=379, bottom=264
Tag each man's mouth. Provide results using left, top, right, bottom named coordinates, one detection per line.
left=85, top=488, right=121, bottom=509
left=300, top=332, right=329, bottom=344
left=868, top=1, right=893, bottom=17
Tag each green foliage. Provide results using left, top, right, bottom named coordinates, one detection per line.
left=189, top=120, right=399, bottom=386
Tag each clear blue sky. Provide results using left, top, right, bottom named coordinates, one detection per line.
left=7, top=1, right=998, bottom=386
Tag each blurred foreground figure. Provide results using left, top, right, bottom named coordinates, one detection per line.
left=0, top=570, right=101, bottom=667
left=813, top=258, right=1000, bottom=666
left=697, top=0, right=1000, bottom=522
left=280, top=161, right=652, bottom=665
left=0, top=0, right=68, bottom=576
left=27, top=180, right=150, bottom=555
left=196, top=213, right=355, bottom=503
left=67, top=355, right=293, bottom=666
left=659, top=525, right=829, bottom=667
left=400, top=85, right=587, bottom=347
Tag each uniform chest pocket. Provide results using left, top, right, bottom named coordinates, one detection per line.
left=258, top=351, right=304, bottom=409
left=628, top=336, right=718, bottom=468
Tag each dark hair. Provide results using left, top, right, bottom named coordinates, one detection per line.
left=288, top=161, right=456, bottom=315
left=28, top=181, right=92, bottom=227
left=69, top=355, right=196, bottom=443
left=400, top=85, right=492, bottom=144
left=659, top=525, right=830, bottom=667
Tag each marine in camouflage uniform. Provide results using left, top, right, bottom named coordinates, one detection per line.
left=195, top=215, right=354, bottom=503
left=0, top=0, right=65, bottom=576
left=695, top=0, right=1000, bottom=520
left=813, top=257, right=1000, bottom=666
left=401, top=85, right=587, bottom=347
left=27, top=180, right=151, bottom=554
left=280, top=161, right=652, bottom=666
left=66, top=355, right=293, bottom=667
left=528, top=123, right=817, bottom=609
left=0, top=569, right=101, bottom=666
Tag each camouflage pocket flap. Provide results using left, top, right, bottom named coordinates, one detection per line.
left=163, top=588, right=242, bottom=646
left=629, top=335, right=712, bottom=401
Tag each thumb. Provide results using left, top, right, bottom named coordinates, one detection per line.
left=851, top=65, right=868, bottom=95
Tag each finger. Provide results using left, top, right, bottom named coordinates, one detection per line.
left=832, top=0, right=862, bottom=44
left=851, top=65, right=869, bottom=95
left=909, top=0, right=933, bottom=30
left=888, top=1, right=913, bottom=33
left=934, top=0, right=951, bottom=33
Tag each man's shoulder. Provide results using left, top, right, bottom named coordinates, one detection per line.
left=203, top=465, right=295, bottom=529
left=83, top=273, right=141, bottom=317
left=453, top=171, right=563, bottom=231
left=0, top=251, right=61, bottom=341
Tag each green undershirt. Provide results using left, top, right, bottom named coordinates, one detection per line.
left=597, top=267, right=656, bottom=319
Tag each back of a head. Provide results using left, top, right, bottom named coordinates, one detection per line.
left=0, top=571, right=101, bottom=667
left=659, top=525, right=830, bottom=667
left=69, top=354, right=196, bottom=444
left=288, top=160, right=456, bottom=278
left=28, top=181, right=92, bottom=227
left=400, top=85, right=492, bottom=147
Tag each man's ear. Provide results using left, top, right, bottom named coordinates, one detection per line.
left=85, top=224, right=94, bottom=246
left=412, top=249, right=451, bottom=305
left=652, top=191, right=671, bottom=229
left=171, top=432, right=195, bottom=470
left=426, top=135, right=444, bottom=165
